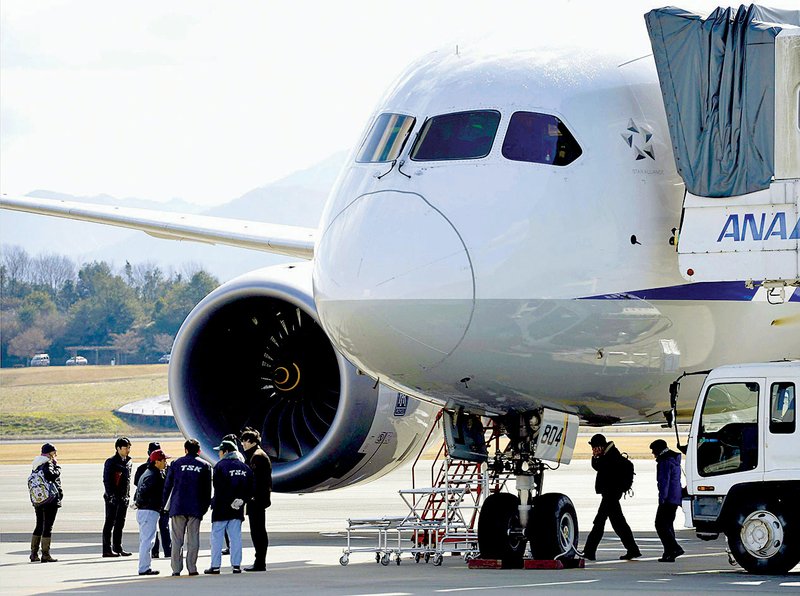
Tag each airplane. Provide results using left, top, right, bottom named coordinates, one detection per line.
left=2, top=4, right=799, bottom=565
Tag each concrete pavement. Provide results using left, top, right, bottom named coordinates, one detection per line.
left=1, top=458, right=798, bottom=595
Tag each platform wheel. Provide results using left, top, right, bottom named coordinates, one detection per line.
left=381, top=553, right=391, bottom=566
left=424, top=552, right=431, bottom=563
left=414, top=552, right=422, bottom=563
left=375, top=552, right=381, bottom=564
left=339, top=554, right=349, bottom=566
left=433, top=554, right=443, bottom=566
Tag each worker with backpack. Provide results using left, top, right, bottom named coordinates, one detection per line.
left=580, top=434, right=641, bottom=561
left=28, top=442, right=63, bottom=562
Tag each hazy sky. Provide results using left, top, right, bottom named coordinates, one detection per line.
left=2, top=1, right=796, bottom=206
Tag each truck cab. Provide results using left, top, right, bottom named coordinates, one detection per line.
left=685, top=361, right=799, bottom=574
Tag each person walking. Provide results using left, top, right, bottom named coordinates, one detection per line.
left=134, top=449, right=170, bottom=576
left=581, top=434, right=641, bottom=561
left=133, top=441, right=171, bottom=559
left=162, top=438, right=212, bottom=576
left=240, top=428, right=272, bottom=572
left=219, top=433, right=245, bottom=556
left=650, top=439, right=685, bottom=562
left=30, top=443, right=63, bottom=563
left=205, top=440, right=253, bottom=574
left=102, top=437, right=133, bottom=557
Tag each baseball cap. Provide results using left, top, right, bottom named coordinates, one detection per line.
left=149, top=449, right=170, bottom=462
left=214, top=440, right=238, bottom=453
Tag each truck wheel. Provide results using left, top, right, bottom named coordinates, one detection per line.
left=726, top=501, right=800, bottom=574
left=527, top=493, right=579, bottom=560
left=477, top=492, right=526, bottom=566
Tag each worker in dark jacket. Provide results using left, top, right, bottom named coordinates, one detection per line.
left=102, top=437, right=132, bottom=557
left=133, top=441, right=171, bottom=558
left=240, top=428, right=272, bottom=572
left=134, top=449, right=170, bottom=575
left=650, top=439, right=685, bottom=562
left=30, top=443, right=63, bottom=562
left=581, top=434, right=641, bottom=561
left=162, top=439, right=211, bottom=576
left=204, top=440, right=253, bottom=574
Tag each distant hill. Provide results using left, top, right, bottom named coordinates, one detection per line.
left=0, top=151, right=346, bottom=282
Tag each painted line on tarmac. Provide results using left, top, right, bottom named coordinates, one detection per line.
left=637, top=579, right=671, bottom=583
left=348, top=593, right=412, bottom=596
left=435, top=579, right=599, bottom=592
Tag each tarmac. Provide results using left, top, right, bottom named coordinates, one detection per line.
left=1, top=454, right=799, bottom=594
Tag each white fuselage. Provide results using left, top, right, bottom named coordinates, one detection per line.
left=312, top=46, right=800, bottom=423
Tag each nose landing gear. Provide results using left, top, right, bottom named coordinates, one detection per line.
left=475, top=410, right=580, bottom=567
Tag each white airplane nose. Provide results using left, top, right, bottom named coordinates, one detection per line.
left=313, top=190, right=475, bottom=378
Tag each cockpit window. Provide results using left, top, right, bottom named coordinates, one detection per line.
left=502, top=112, right=582, bottom=166
left=356, top=113, right=416, bottom=163
left=410, top=110, right=500, bottom=161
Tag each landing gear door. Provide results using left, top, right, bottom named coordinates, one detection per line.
left=534, top=409, right=580, bottom=464
left=443, top=410, right=488, bottom=463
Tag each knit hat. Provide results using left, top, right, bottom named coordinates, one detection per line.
left=588, top=434, right=607, bottom=448
left=147, top=441, right=161, bottom=454
left=41, top=443, right=57, bottom=454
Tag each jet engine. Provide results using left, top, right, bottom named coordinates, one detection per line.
left=169, top=262, right=439, bottom=492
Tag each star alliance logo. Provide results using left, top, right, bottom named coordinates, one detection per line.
left=621, top=119, right=655, bottom=160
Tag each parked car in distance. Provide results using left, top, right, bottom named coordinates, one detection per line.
left=30, top=353, right=50, bottom=367
left=66, top=356, right=88, bottom=366
left=158, top=354, right=171, bottom=364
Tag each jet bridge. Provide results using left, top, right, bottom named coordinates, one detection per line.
left=646, top=5, right=800, bottom=292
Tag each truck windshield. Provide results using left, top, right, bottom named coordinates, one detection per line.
left=696, top=382, right=759, bottom=477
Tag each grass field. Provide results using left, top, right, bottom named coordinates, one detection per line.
left=0, top=365, right=168, bottom=438
left=0, top=364, right=680, bottom=464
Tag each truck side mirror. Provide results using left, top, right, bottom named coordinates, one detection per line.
left=669, top=380, right=680, bottom=410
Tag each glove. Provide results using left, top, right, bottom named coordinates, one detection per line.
left=231, top=498, right=244, bottom=510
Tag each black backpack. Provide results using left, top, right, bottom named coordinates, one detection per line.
left=618, top=452, right=635, bottom=497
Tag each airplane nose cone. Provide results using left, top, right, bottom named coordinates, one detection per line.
left=313, top=190, right=475, bottom=376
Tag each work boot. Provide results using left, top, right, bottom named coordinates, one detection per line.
left=41, top=537, right=58, bottom=563
left=619, top=549, right=641, bottom=560
left=30, top=535, right=41, bottom=562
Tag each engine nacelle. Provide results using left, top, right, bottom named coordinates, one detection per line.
left=169, top=262, right=439, bottom=492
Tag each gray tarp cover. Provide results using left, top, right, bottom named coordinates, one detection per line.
left=645, top=5, right=800, bottom=197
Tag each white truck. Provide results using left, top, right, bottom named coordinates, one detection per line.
left=675, top=361, right=799, bottom=574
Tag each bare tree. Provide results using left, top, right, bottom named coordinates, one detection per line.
left=2, top=245, right=32, bottom=287
left=32, top=253, right=76, bottom=291
left=152, top=333, right=174, bottom=354
left=8, top=327, right=50, bottom=362
left=109, top=330, right=143, bottom=364
left=181, top=261, right=204, bottom=280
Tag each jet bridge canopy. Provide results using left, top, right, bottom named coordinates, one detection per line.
left=645, top=5, right=800, bottom=198
left=646, top=5, right=800, bottom=288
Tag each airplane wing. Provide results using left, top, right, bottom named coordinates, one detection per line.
left=0, top=194, right=315, bottom=260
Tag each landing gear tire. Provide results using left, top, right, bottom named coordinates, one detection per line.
left=477, top=492, right=526, bottom=566
left=527, top=493, right=579, bottom=560
left=726, top=500, right=800, bottom=574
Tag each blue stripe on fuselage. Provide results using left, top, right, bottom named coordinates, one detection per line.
left=579, top=281, right=800, bottom=302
